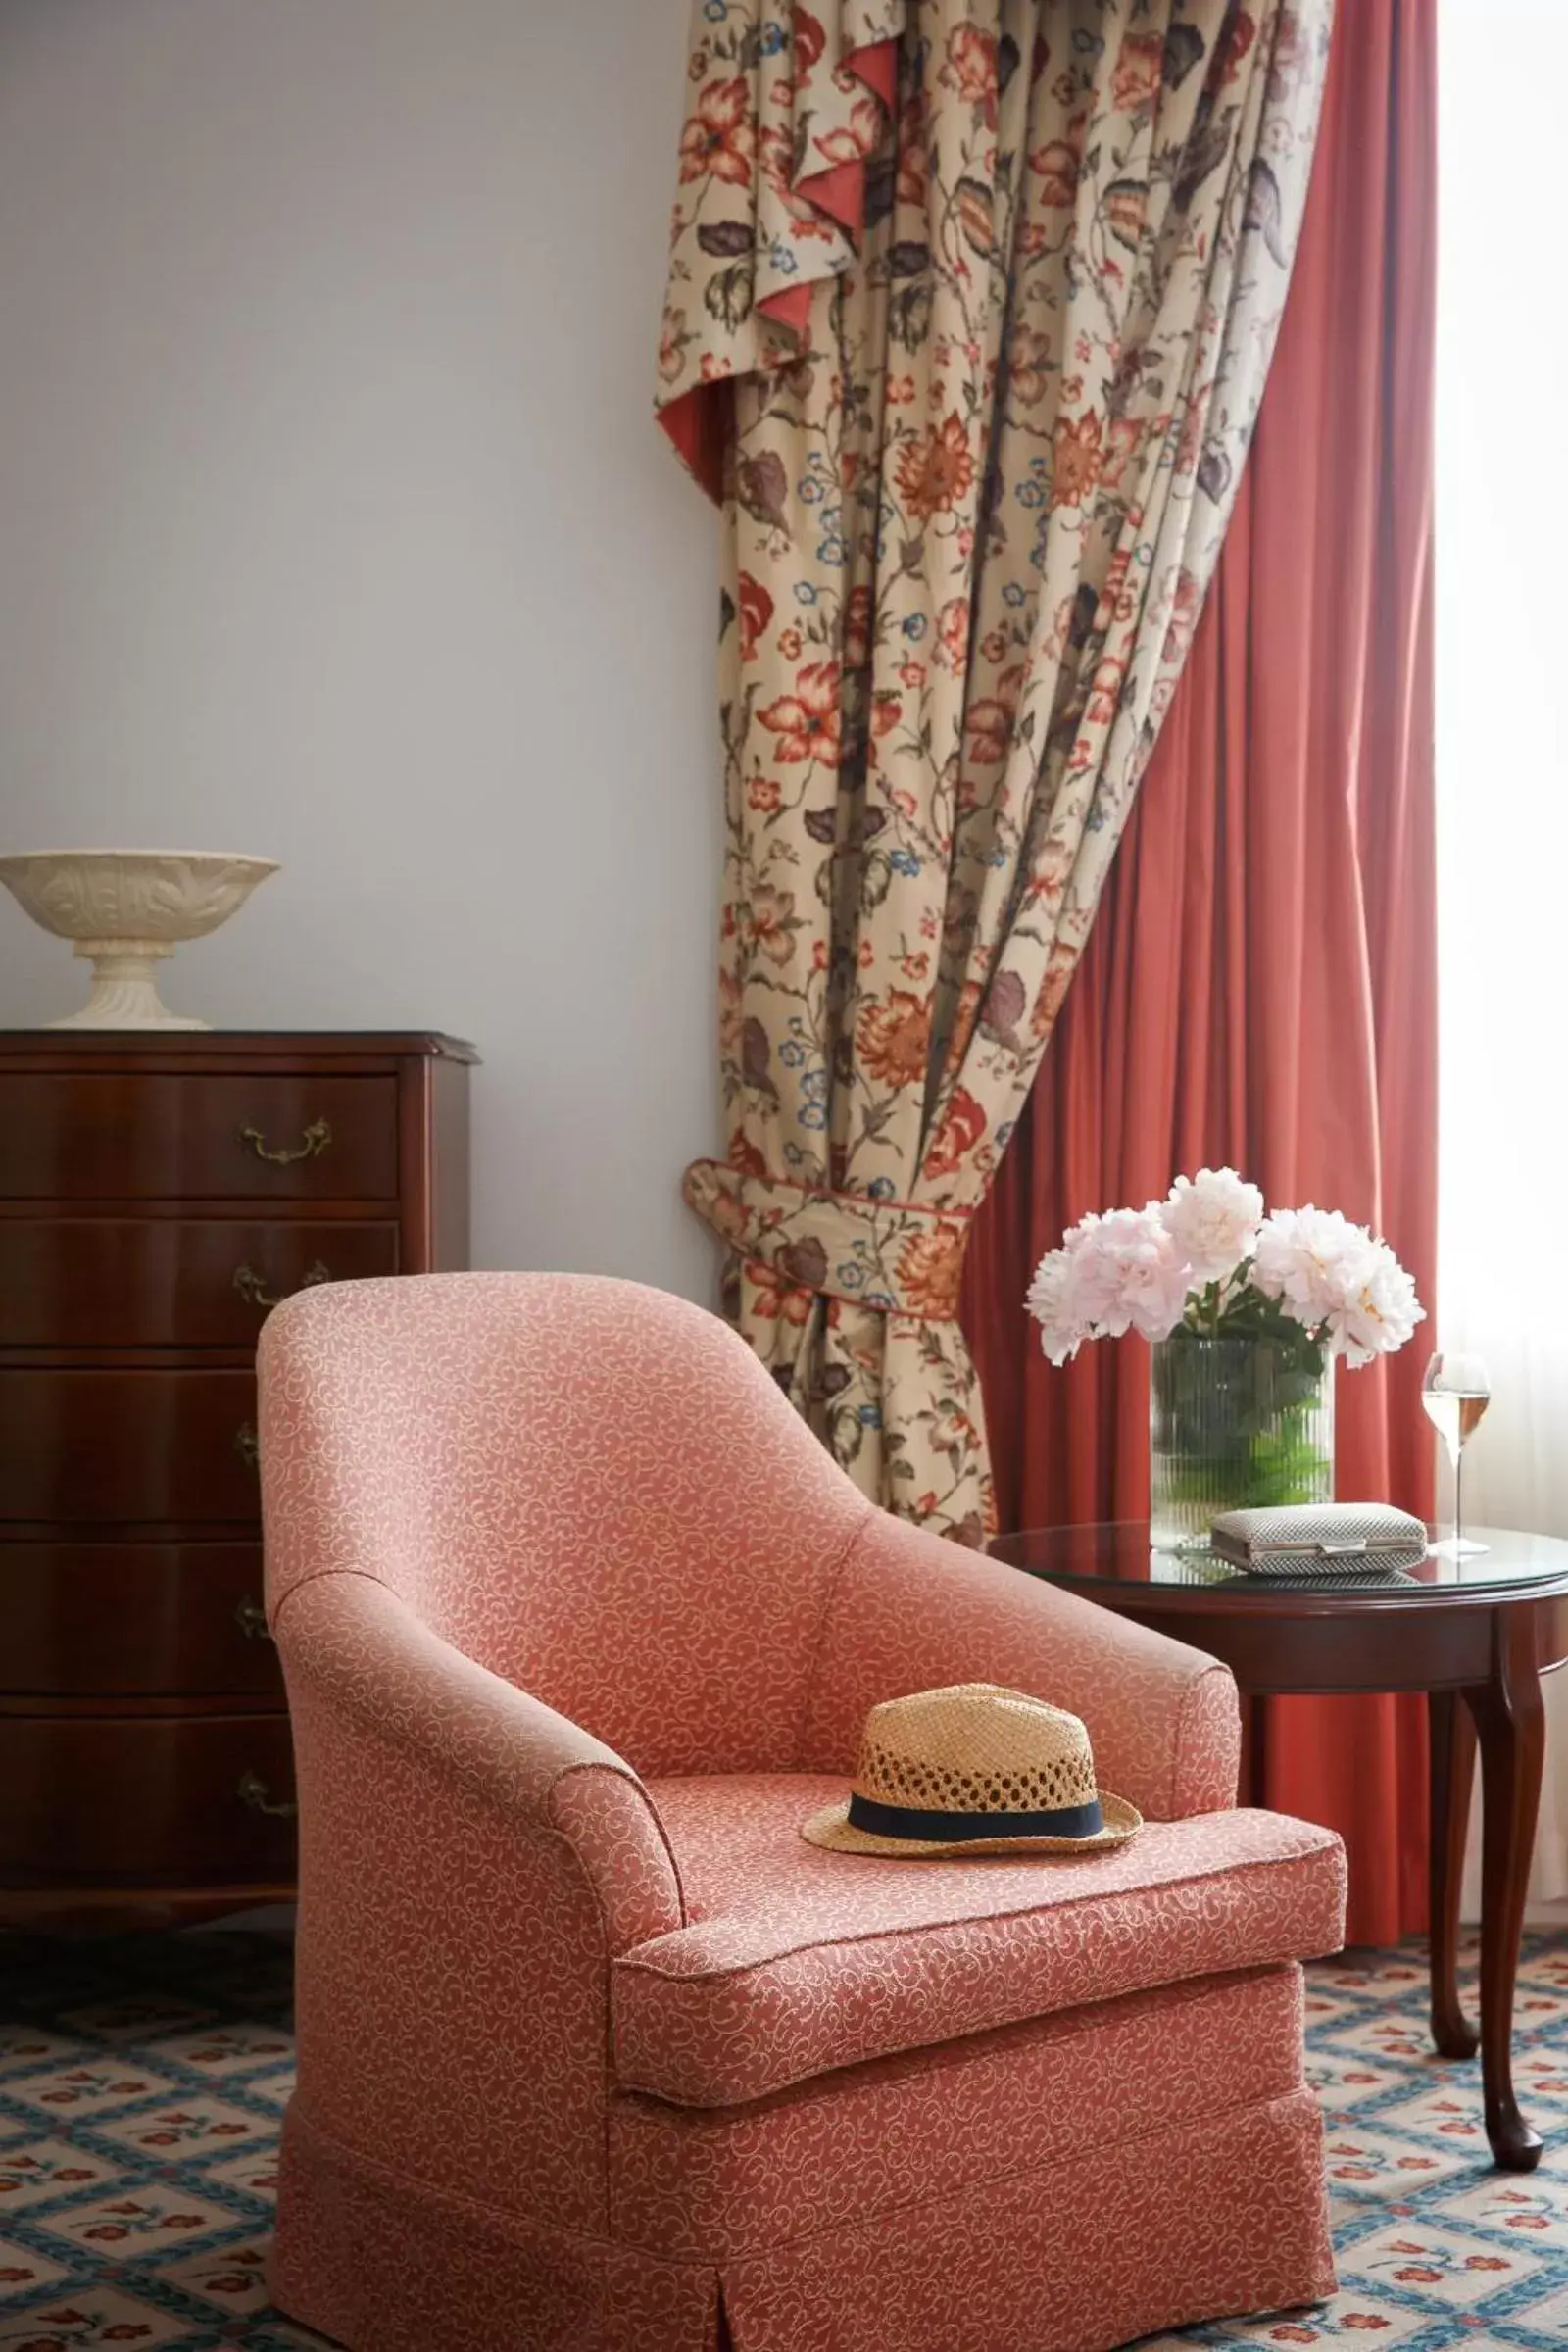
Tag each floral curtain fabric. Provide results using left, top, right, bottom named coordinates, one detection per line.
left=657, top=0, right=1331, bottom=1543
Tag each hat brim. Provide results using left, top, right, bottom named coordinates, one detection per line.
left=799, top=1788, right=1142, bottom=1858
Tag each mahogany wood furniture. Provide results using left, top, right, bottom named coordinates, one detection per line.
left=0, top=1030, right=473, bottom=1926
left=989, top=1520, right=1568, bottom=2173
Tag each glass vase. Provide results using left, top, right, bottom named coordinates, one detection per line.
left=1150, top=1331, right=1335, bottom=1551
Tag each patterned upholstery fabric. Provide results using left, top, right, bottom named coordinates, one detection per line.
left=615, top=1777, right=1344, bottom=2104
left=608, top=1961, right=1309, bottom=2259
left=260, top=1271, right=1345, bottom=2352
left=800, top=1516, right=1243, bottom=1817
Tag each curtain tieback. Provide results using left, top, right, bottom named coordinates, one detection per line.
left=683, top=1159, right=971, bottom=1321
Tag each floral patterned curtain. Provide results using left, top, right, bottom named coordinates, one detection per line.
left=657, top=0, right=1331, bottom=1543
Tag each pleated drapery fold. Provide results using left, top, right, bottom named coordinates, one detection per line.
left=962, top=0, right=1437, bottom=1943
left=658, top=1, right=1333, bottom=1538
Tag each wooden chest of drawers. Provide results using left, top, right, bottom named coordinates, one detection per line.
left=0, top=1030, right=473, bottom=1923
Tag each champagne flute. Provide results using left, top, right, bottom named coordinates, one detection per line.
left=1422, top=1350, right=1491, bottom=1556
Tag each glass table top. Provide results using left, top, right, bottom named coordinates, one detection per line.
left=988, top=1522, right=1568, bottom=1600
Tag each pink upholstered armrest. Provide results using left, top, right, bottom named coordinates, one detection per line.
left=800, top=1516, right=1240, bottom=1820
left=273, top=1574, right=683, bottom=1953
left=273, top=1572, right=685, bottom=2232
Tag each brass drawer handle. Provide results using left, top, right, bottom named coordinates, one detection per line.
left=237, top=1769, right=297, bottom=1821
left=238, top=1117, right=332, bottom=1166
left=233, top=1260, right=330, bottom=1310
left=234, top=1422, right=261, bottom=1471
left=234, top=1594, right=271, bottom=1642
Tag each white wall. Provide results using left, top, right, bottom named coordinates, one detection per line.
left=0, top=0, right=722, bottom=1299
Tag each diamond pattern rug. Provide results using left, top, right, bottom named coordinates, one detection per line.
left=1, top=1930, right=1566, bottom=2349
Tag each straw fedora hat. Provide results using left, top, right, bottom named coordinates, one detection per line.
left=802, top=1683, right=1141, bottom=1857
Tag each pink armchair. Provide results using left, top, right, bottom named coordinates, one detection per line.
left=260, top=1272, right=1345, bottom=2352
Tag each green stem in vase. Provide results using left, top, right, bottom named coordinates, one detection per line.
left=1151, top=1318, right=1335, bottom=1546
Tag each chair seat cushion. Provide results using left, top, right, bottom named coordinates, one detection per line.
left=612, top=1775, right=1345, bottom=2106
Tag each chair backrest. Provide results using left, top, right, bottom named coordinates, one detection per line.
left=259, top=1271, right=870, bottom=1775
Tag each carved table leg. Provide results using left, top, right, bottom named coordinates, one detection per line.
left=1429, top=1688, right=1479, bottom=2058
left=1469, top=1612, right=1546, bottom=2171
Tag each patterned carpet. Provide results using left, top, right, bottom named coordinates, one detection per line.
left=1149, top=1935, right=1568, bottom=2350
left=0, top=1933, right=1565, bottom=2350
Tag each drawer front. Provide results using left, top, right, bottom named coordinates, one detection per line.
left=0, top=1714, right=296, bottom=1887
left=0, top=1370, right=259, bottom=1525
left=0, top=1543, right=279, bottom=1696
left=0, top=1219, right=398, bottom=1347
left=0, top=1073, right=397, bottom=1200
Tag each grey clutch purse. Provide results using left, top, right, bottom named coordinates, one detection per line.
left=1209, top=1502, right=1429, bottom=1578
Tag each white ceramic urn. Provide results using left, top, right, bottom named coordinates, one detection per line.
left=0, top=849, right=279, bottom=1029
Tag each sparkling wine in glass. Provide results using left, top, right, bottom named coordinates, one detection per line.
left=1422, top=1350, right=1491, bottom=1556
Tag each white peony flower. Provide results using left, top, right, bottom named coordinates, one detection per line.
left=1250, top=1205, right=1350, bottom=1325
left=1159, top=1167, right=1264, bottom=1285
left=1028, top=1203, right=1195, bottom=1359
left=1025, top=1246, right=1082, bottom=1366
left=1251, top=1205, right=1367, bottom=1325
left=1250, top=1205, right=1425, bottom=1364
left=1029, top=1186, right=1425, bottom=1372
left=1329, top=1236, right=1426, bottom=1366
left=1067, top=1204, right=1194, bottom=1345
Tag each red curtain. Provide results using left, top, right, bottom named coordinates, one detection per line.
left=960, top=0, right=1436, bottom=1949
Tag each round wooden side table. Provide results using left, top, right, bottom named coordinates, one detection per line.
left=988, top=1521, right=1568, bottom=2172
